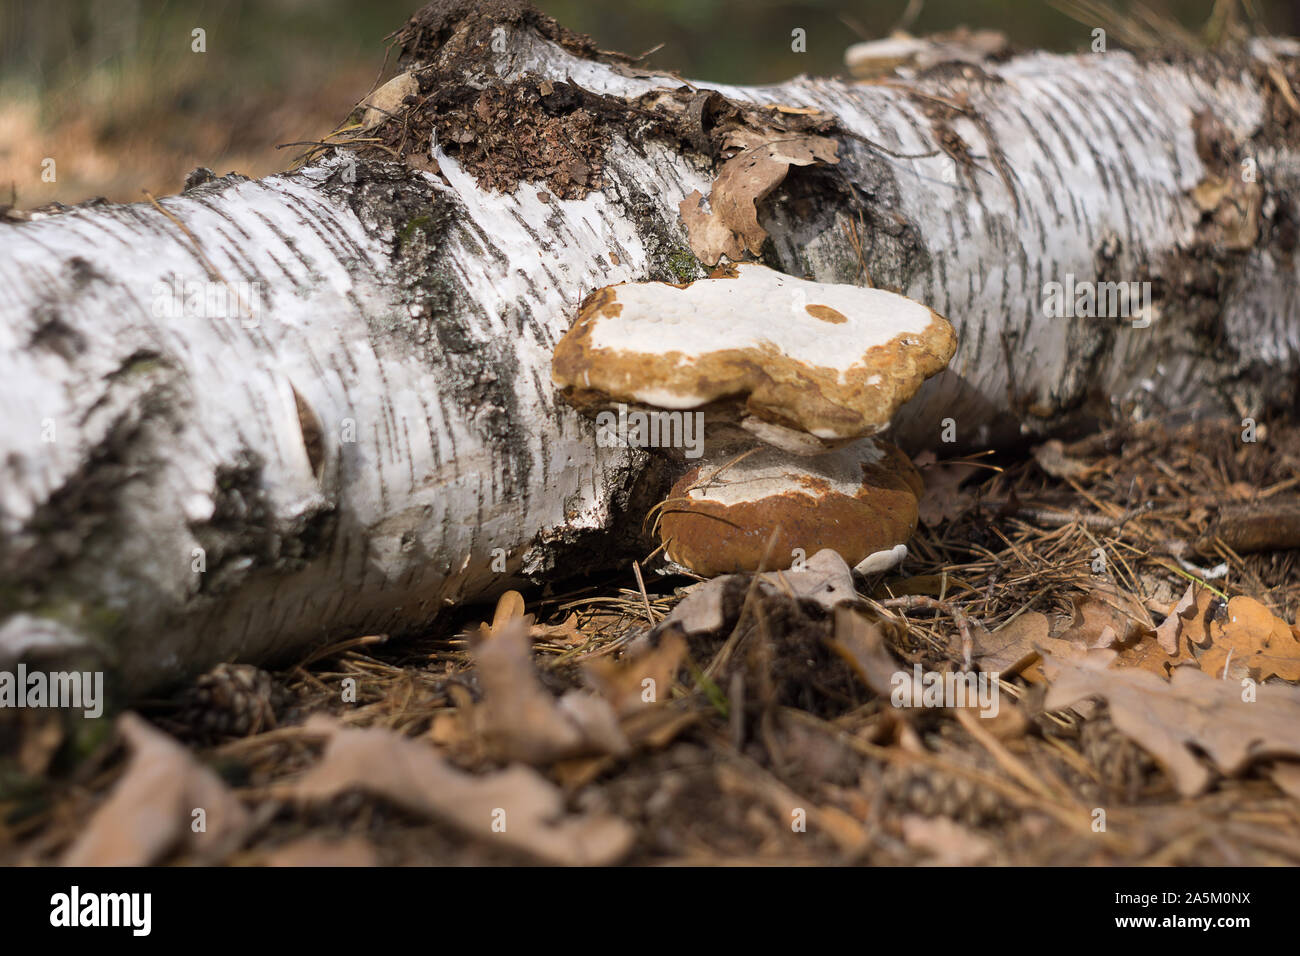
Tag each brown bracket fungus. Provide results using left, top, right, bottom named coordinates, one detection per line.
left=659, top=438, right=924, bottom=578
left=551, top=264, right=957, bottom=576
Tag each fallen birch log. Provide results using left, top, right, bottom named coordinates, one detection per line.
left=1, top=1, right=1298, bottom=695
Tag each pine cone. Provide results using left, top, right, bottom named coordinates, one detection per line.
left=177, top=663, right=287, bottom=740
left=1080, top=707, right=1154, bottom=802
left=881, top=762, right=1008, bottom=827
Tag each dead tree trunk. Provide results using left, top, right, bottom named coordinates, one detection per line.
left=2, top=2, right=1298, bottom=695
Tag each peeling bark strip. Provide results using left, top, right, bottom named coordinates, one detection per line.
left=1, top=1, right=1299, bottom=694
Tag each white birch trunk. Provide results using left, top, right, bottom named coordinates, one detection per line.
left=1, top=6, right=1297, bottom=694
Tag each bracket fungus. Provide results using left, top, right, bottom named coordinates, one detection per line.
left=659, top=439, right=924, bottom=578
left=553, top=263, right=955, bottom=455
left=551, top=264, right=957, bottom=576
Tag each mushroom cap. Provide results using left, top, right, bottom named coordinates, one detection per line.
left=552, top=264, right=956, bottom=453
left=658, top=437, right=922, bottom=577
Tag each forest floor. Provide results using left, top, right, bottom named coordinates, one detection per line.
left=5, top=413, right=1300, bottom=865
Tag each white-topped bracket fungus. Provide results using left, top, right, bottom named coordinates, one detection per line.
left=551, top=264, right=956, bottom=577
left=657, top=438, right=923, bottom=577
left=552, top=264, right=955, bottom=455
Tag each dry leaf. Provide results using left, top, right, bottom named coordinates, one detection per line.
left=584, top=631, right=686, bottom=716
left=968, top=607, right=1138, bottom=684
left=405, top=152, right=441, bottom=176
left=678, top=190, right=742, bottom=266
left=1164, top=586, right=1222, bottom=652
left=1152, top=586, right=1299, bottom=679
left=660, top=576, right=730, bottom=636
left=1042, top=649, right=1300, bottom=796
left=283, top=717, right=634, bottom=865
left=360, top=72, right=419, bottom=129
left=1111, top=633, right=1191, bottom=676
left=957, top=692, right=1029, bottom=740
left=912, top=451, right=981, bottom=526
left=1155, top=583, right=1197, bottom=654
left=1197, top=596, right=1300, bottom=681
left=473, top=618, right=628, bottom=763
left=1265, top=761, right=1300, bottom=800
left=970, top=610, right=1050, bottom=675
left=659, top=548, right=860, bottom=639
left=63, top=713, right=250, bottom=865
left=901, top=814, right=996, bottom=865
left=680, top=135, right=839, bottom=265
left=1018, top=635, right=1090, bottom=684
left=1059, top=582, right=1153, bottom=648
left=829, top=607, right=906, bottom=698
left=1087, top=584, right=1199, bottom=676
left=764, top=548, right=861, bottom=610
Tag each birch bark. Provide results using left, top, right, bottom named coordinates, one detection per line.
left=1, top=3, right=1296, bottom=693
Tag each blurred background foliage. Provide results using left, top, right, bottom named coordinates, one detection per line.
left=1, top=0, right=1295, bottom=205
